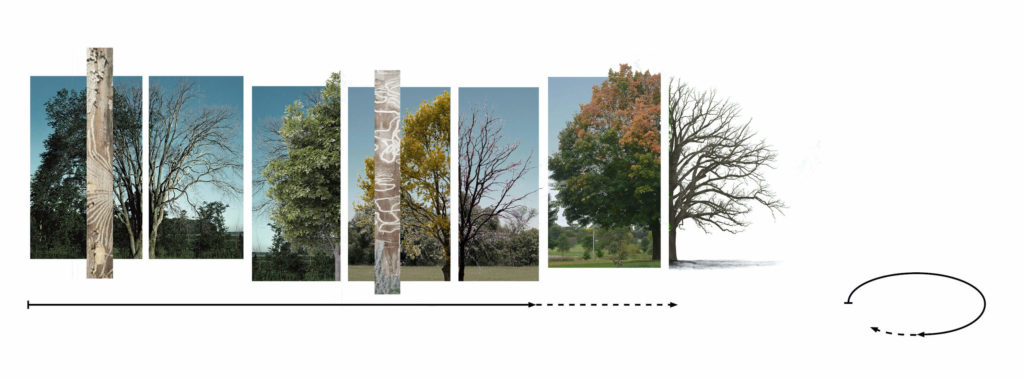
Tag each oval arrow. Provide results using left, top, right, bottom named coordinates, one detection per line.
left=844, top=272, right=985, bottom=337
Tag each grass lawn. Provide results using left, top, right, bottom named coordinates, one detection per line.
left=549, top=259, right=660, bottom=268
left=348, top=265, right=445, bottom=281
left=464, top=266, right=538, bottom=281
left=348, top=265, right=539, bottom=281
left=549, top=243, right=659, bottom=268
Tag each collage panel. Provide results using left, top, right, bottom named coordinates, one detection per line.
left=148, top=76, right=244, bottom=259
left=457, top=87, right=539, bottom=281
left=348, top=86, right=452, bottom=282
left=251, top=74, right=340, bottom=280
left=548, top=65, right=661, bottom=268
left=30, top=75, right=143, bottom=259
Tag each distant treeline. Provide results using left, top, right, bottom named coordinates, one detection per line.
left=252, top=224, right=334, bottom=281
left=152, top=202, right=242, bottom=259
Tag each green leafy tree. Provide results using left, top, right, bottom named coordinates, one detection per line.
left=195, top=201, right=227, bottom=257
left=358, top=92, right=452, bottom=279
left=549, top=64, right=661, bottom=261
left=597, top=227, right=638, bottom=267
left=264, top=73, right=342, bottom=280
left=556, top=234, right=571, bottom=254
left=30, top=89, right=86, bottom=258
left=31, top=85, right=143, bottom=259
left=267, top=225, right=303, bottom=280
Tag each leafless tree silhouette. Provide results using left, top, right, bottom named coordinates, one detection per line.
left=458, top=107, right=535, bottom=281
left=149, top=79, right=241, bottom=257
left=113, top=84, right=143, bottom=258
left=669, top=79, right=784, bottom=261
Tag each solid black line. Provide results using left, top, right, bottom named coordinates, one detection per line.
left=27, top=302, right=527, bottom=308
left=845, top=272, right=986, bottom=337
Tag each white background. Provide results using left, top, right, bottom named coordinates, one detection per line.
left=2, top=0, right=1022, bottom=377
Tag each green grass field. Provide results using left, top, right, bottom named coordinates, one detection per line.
left=464, top=266, right=538, bottom=281
left=348, top=265, right=538, bottom=281
left=549, top=243, right=659, bottom=268
left=549, top=260, right=660, bottom=268
left=348, top=265, right=445, bottom=281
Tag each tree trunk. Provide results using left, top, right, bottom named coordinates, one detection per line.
left=86, top=47, right=114, bottom=279
left=457, top=242, right=466, bottom=281
left=669, top=226, right=677, bottom=262
left=149, top=222, right=159, bottom=258
left=441, top=244, right=451, bottom=281
left=333, top=243, right=341, bottom=281
left=650, top=221, right=660, bottom=262
left=373, top=70, right=401, bottom=294
left=132, top=237, right=142, bottom=259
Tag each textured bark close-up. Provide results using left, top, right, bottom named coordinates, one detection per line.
left=373, top=70, right=401, bottom=294
left=86, top=48, right=114, bottom=278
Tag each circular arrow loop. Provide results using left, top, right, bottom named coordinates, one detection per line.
left=845, top=272, right=985, bottom=337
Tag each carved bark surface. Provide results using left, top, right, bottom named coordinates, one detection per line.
left=86, top=48, right=114, bottom=278
left=373, top=70, right=401, bottom=294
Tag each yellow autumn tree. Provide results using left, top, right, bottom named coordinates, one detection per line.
left=357, top=91, right=452, bottom=280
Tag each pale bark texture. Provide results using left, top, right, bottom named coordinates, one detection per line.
left=373, top=70, right=401, bottom=294
left=86, top=48, right=114, bottom=278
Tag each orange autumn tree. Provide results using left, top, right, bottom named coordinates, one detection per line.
left=550, top=64, right=662, bottom=260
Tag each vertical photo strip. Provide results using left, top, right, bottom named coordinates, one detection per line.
left=548, top=65, right=661, bottom=268
left=30, top=74, right=143, bottom=261
left=348, top=82, right=451, bottom=285
left=457, top=87, right=539, bottom=281
left=148, top=76, right=243, bottom=259
left=252, top=73, right=340, bottom=281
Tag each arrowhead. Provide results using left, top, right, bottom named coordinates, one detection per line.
left=527, top=302, right=535, bottom=308
left=870, top=326, right=880, bottom=332
left=918, top=332, right=926, bottom=338
left=668, top=302, right=677, bottom=308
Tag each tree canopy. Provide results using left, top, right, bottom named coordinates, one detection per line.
left=549, top=64, right=661, bottom=260
left=668, top=79, right=784, bottom=261
left=357, top=91, right=451, bottom=279
left=31, top=85, right=142, bottom=259
left=263, top=72, right=342, bottom=278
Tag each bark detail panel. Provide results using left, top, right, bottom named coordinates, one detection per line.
left=86, top=47, right=114, bottom=279
left=373, top=70, right=400, bottom=294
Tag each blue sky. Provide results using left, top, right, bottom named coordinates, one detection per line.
left=30, top=76, right=142, bottom=175
left=150, top=76, right=244, bottom=232
left=547, top=76, right=606, bottom=226
left=459, top=87, right=540, bottom=229
left=251, top=86, right=323, bottom=252
left=347, top=87, right=449, bottom=221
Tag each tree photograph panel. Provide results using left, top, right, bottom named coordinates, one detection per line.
left=251, top=79, right=338, bottom=281
left=548, top=65, right=661, bottom=268
left=148, top=76, right=243, bottom=259
left=667, top=79, right=784, bottom=268
left=30, top=76, right=143, bottom=259
left=458, top=87, right=539, bottom=281
left=348, top=86, right=452, bottom=281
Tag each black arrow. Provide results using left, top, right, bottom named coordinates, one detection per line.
left=845, top=272, right=985, bottom=337
left=27, top=300, right=675, bottom=309
left=870, top=326, right=880, bottom=333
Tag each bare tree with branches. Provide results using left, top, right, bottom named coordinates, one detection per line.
left=113, top=84, right=143, bottom=258
left=669, top=79, right=785, bottom=262
left=149, top=79, right=241, bottom=258
left=458, top=107, right=535, bottom=281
